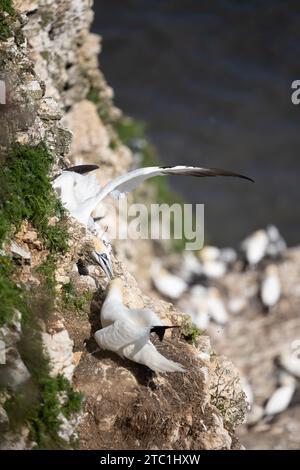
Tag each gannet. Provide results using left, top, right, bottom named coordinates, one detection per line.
left=198, top=246, right=227, bottom=279
left=260, top=264, right=281, bottom=311
left=207, top=287, right=228, bottom=325
left=53, top=164, right=253, bottom=228
left=266, top=225, right=287, bottom=259
left=279, top=340, right=300, bottom=378
left=178, top=285, right=210, bottom=330
left=150, top=259, right=187, bottom=300
left=241, top=229, right=269, bottom=267
left=80, top=236, right=114, bottom=280
left=174, top=252, right=203, bottom=283
left=94, top=278, right=185, bottom=373
left=264, top=373, right=296, bottom=416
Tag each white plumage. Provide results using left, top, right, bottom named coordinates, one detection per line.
left=178, top=285, right=210, bottom=330
left=53, top=165, right=253, bottom=228
left=241, top=229, right=269, bottom=266
left=206, top=287, right=228, bottom=325
left=279, top=340, right=300, bottom=378
left=94, top=279, right=185, bottom=373
left=261, top=265, right=281, bottom=310
left=150, top=260, right=187, bottom=300
left=264, top=374, right=296, bottom=416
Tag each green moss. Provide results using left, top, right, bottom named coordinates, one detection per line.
left=0, top=138, right=81, bottom=447
left=86, top=86, right=112, bottom=124
left=0, top=255, right=29, bottom=326
left=12, top=267, right=83, bottom=449
left=0, top=0, right=16, bottom=42
left=0, top=0, right=15, bottom=16
left=0, top=142, right=68, bottom=326
left=4, top=374, right=83, bottom=449
left=86, top=87, right=100, bottom=105
left=181, top=315, right=203, bottom=345
left=62, top=281, right=92, bottom=315
left=0, top=142, right=68, bottom=253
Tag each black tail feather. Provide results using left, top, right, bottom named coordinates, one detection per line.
left=150, top=325, right=180, bottom=342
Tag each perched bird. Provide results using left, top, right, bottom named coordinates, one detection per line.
left=173, top=252, right=203, bottom=283
left=178, top=285, right=210, bottom=330
left=198, top=246, right=227, bottom=279
left=266, top=225, right=287, bottom=259
left=198, top=246, right=221, bottom=263
left=264, top=373, right=296, bottom=417
left=80, top=236, right=114, bottom=280
left=241, top=229, right=269, bottom=267
left=279, top=340, right=300, bottom=378
left=260, top=264, right=281, bottom=311
left=207, top=287, right=228, bottom=325
left=150, top=259, right=188, bottom=300
left=53, top=164, right=253, bottom=228
left=219, top=247, right=238, bottom=266
left=94, top=278, right=185, bottom=373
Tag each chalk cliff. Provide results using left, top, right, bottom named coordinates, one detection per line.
left=0, top=0, right=247, bottom=449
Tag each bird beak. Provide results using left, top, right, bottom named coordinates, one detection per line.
left=93, top=251, right=114, bottom=280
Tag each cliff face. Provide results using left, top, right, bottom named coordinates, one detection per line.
left=0, top=0, right=247, bottom=449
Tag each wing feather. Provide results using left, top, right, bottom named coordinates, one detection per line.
left=94, top=319, right=149, bottom=352
left=96, top=165, right=254, bottom=202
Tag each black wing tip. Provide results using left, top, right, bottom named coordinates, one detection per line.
left=160, top=165, right=255, bottom=183
left=64, top=164, right=100, bottom=174
left=235, top=173, right=255, bottom=183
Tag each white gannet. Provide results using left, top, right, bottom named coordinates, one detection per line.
left=80, top=235, right=114, bottom=280
left=174, top=252, right=203, bottom=283
left=260, top=264, right=281, bottom=311
left=266, top=225, right=287, bottom=259
left=219, top=247, right=238, bottom=266
left=264, top=373, right=296, bottom=417
left=94, top=278, right=185, bottom=373
left=279, top=340, right=300, bottom=378
left=241, top=229, right=269, bottom=267
left=53, top=164, right=253, bottom=228
left=198, top=246, right=227, bottom=279
left=150, top=259, right=188, bottom=300
left=207, top=287, right=228, bottom=325
left=178, top=285, right=210, bottom=330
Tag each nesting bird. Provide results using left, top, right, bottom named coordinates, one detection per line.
left=266, top=225, right=287, bottom=259
left=198, top=246, right=227, bottom=279
left=241, top=229, right=269, bottom=267
left=94, top=278, right=185, bottom=373
left=150, top=259, right=188, bottom=300
left=264, top=372, right=296, bottom=417
left=206, top=287, right=228, bottom=325
left=279, top=340, right=300, bottom=378
left=178, top=285, right=210, bottom=330
left=79, top=235, right=114, bottom=280
left=260, top=264, right=281, bottom=311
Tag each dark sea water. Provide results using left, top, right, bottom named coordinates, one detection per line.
left=92, top=0, right=300, bottom=247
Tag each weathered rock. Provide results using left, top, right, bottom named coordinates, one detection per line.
left=42, top=329, right=75, bottom=381
left=10, top=242, right=31, bottom=264
left=0, top=0, right=248, bottom=451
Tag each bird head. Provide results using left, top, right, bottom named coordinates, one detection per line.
left=83, top=237, right=114, bottom=280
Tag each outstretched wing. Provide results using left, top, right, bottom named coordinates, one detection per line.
left=52, top=171, right=101, bottom=215
left=96, top=165, right=254, bottom=202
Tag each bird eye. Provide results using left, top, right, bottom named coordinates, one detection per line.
left=101, top=253, right=108, bottom=260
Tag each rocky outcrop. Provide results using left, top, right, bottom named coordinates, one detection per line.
left=0, top=0, right=247, bottom=449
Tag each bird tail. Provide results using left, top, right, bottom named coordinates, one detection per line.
left=144, top=344, right=186, bottom=373
left=150, top=325, right=179, bottom=342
